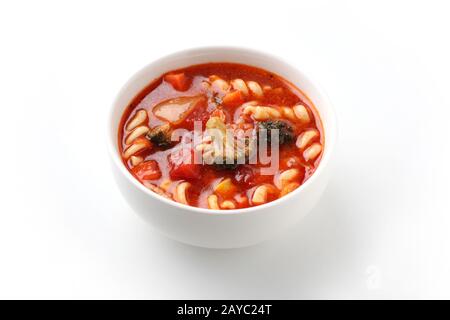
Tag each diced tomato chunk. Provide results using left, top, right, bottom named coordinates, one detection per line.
left=180, top=98, right=209, bottom=130
left=170, top=163, right=201, bottom=180
left=214, top=178, right=237, bottom=198
left=169, top=148, right=201, bottom=180
left=222, top=90, right=245, bottom=108
left=234, top=193, right=249, bottom=207
left=164, top=73, right=191, bottom=91
left=132, top=160, right=161, bottom=181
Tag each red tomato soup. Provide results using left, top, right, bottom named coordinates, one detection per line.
left=119, top=63, right=324, bottom=210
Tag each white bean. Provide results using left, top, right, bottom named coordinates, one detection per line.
left=126, top=109, right=148, bottom=131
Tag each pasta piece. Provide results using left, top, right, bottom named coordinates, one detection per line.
left=303, top=143, right=322, bottom=162
left=174, top=182, right=191, bottom=205
left=126, top=109, right=148, bottom=131
left=296, top=129, right=319, bottom=150
left=231, top=79, right=249, bottom=96
left=207, top=194, right=220, bottom=209
left=210, top=76, right=230, bottom=93
left=280, top=182, right=300, bottom=197
left=281, top=106, right=296, bottom=121
left=256, top=107, right=280, bottom=120
left=159, top=179, right=172, bottom=191
left=284, top=156, right=302, bottom=168
left=146, top=183, right=172, bottom=199
left=251, top=184, right=277, bottom=205
left=293, top=104, right=311, bottom=124
left=268, top=87, right=284, bottom=96
left=220, top=200, right=236, bottom=210
left=201, top=81, right=211, bottom=91
left=242, top=105, right=281, bottom=121
left=242, top=100, right=258, bottom=107
left=125, top=126, right=149, bottom=145
left=275, top=168, right=300, bottom=189
left=210, top=109, right=226, bottom=122
left=130, top=155, right=143, bottom=166
left=247, top=81, right=263, bottom=98
left=123, top=138, right=151, bottom=159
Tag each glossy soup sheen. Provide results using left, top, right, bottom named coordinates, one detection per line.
left=119, top=63, right=324, bottom=210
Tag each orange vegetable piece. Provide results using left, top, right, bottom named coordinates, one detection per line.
left=132, top=160, right=161, bottom=181
left=222, top=90, right=245, bottom=108
left=214, top=178, right=237, bottom=198
left=164, top=73, right=191, bottom=91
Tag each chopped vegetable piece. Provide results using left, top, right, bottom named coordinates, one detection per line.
left=214, top=178, right=237, bottom=198
left=164, top=73, right=191, bottom=91
left=169, top=148, right=201, bottom=180
left=132, top=160, right=161, bottom=180
left=153, top=95, right=206, bottom=125
left=234, top=194, right=249, bottom=207
left=222, top=90, right=245, bottom=108
left=258, top=120, right=294, bottom=145
left=147, top=123, right=173, bottom=148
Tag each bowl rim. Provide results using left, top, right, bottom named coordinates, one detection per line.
left=107, top=45, right=337, bottom=216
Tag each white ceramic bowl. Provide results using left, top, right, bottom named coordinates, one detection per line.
left=108, top=47, right=337, bottom=248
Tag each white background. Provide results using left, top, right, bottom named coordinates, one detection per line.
left=0, top=0, right=449, bottom=299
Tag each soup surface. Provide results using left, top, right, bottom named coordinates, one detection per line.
left=119, top=63, right=323, bottom=210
